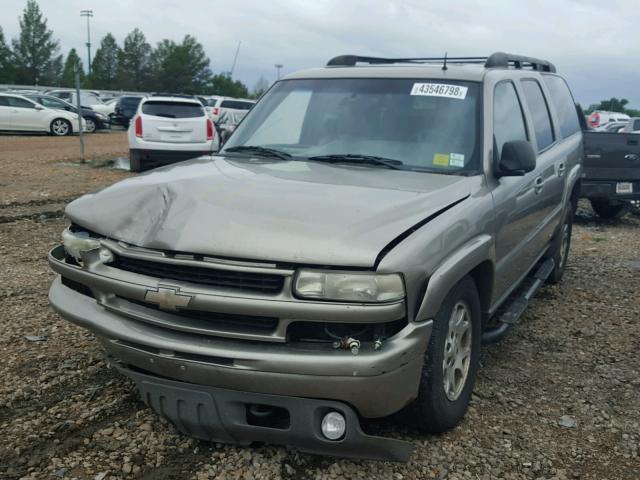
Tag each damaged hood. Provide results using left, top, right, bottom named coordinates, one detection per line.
left=66, top=157, right=473, bottom=267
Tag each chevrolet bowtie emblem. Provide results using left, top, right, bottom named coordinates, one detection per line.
left=144, top=286, right=193, bottom=311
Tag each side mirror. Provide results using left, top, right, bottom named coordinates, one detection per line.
left=496, top=140, right=536, bottom=177
left=34, top=104, right=44, bottom=110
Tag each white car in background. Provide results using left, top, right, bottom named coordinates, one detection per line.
left=206, top=96, right=255, bottom=122
left=47, top=89, right=113, bottom=116
left=128, top=95, right=218, bottom=172
left=0, top=93, right=84, bottom=136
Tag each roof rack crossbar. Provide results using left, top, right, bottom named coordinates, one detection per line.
left=326, top=55, right=487, bottom=67
left=327, top=52, right=557, bottom=73
left=484, top=52, right=556, bottom=73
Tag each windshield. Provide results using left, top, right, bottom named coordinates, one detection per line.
left=224, top=78, right=481, bottom=172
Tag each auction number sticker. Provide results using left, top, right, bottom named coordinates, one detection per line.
left=411, top=83, right=468, bottom=100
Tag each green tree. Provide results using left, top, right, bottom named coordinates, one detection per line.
left=90, top=33, right=121, bottom=89
left=586, top=97, right=629, bottom=114
left=11, top=0, right=62, bottom=85
left=149, top=35, right=212, bottom=93
left=0, top=27, right=15, bottom=83
left=209, top=73, right=249, bottom=98
left=119, top=28, right=151, bottom=90
left=60, top=48, right=84, bottom=87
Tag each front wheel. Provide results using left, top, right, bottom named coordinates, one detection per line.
left=50, top=119, right=71, bottom=136
left=590, top=199, right=629, bottom=220
left=409, top=275, right=481, bottom=433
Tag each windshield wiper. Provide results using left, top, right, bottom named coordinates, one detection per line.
left=307, top=154, right=404, bottom=170
left=224, top=145, right=292, bottom=161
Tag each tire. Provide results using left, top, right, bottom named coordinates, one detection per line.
left=590, top=199, right=629, bottom=220
left=409, top=275, right=481, bottom=433
left=129, top=150, right=143, bottom=172
left=546, top=207, right=573, bottom=284
left=50, top=118, right=71, bottom=136
left=85, top=118, right=96, bottom=133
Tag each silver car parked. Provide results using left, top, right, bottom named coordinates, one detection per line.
left=48, top=52, right=582, bottom=461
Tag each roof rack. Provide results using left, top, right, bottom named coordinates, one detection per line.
left=484, top=52, right=556, bottom=73
left=326, top=52, right=556, bottom=73
left=326, top=55, right=487, bottom=67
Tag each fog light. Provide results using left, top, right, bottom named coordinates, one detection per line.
left=321, top=411, right=346, bottom=440
left=98, top=247, right=114, bottom=264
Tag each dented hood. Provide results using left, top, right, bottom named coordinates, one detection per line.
left=66, top=157, right=472, bottom=267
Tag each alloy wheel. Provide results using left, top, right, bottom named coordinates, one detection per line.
left=443, top=300, right=472, bottom=401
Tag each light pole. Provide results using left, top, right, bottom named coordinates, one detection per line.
left=274, top=64, right=283, bottom=80
left=80, top=10, right=94, bottom=75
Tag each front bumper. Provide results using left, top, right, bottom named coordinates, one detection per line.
left=116, top=365, right=414, bottom=461
left=48, top=246, right=431, bottom=418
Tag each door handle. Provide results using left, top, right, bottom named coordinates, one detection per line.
left=625, top=153, right=639, bottom=161
left=534, top=176, right=544, bottom=194
left=628, top=139, right=639, bottom=146
left=557, top=162, right=566, bottom=176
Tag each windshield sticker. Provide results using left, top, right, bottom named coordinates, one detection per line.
left=450, top=153, right=465, bottom=167
left=433, top=153, right=450, bottom=166
left=411, top=83, right=468, bottom=100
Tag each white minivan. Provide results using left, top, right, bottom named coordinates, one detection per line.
left=128, top=95, right=218, bottom=172
left=0, top=93, right=84, bottom=135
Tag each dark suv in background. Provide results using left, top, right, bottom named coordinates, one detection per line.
left=110, top=96, right=145, bottom=128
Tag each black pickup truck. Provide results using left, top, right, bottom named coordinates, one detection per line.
left=581, top=130, right=640, bottom=218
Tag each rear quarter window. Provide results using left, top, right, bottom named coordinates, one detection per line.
left=542, top=75, right=580, bottom=138
left=141, top=101, right=205, bottom=118
left=633, top=120, right=640, bottom=131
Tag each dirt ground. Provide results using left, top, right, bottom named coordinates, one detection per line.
left=0, top=133, right=638, bottom=480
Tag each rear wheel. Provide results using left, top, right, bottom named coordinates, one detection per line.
left=590, top=199, right=629, bottom=220
left=409, top=276, right=481, bottom=433
left=85, top=118, right=96, bottom=133
left=546, top=207, right=573, bottom=284
left=129, top=150, right=142, bottom=172
left=50, top=119, right=71, bottom=136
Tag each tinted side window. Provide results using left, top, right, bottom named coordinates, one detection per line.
left=0, top=96, right=9, bottom=106
left=220, top=100, right=253, bottom=110
left=521, top=80, right=555, bottom=151
left=633, top=120, right=640, bottom=131
left=542, top=75, right=580, bottom=138
left=8, top=97, right=35, bottom=108
left=493, top=82, right=528, bottom=159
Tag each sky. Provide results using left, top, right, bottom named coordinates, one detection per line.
left=1, top=0, right=639, bottom=107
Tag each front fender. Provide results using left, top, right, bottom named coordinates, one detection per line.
left=415, top=234, right=494, bottom=321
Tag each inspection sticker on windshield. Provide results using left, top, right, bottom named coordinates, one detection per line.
left=411, top=83, right=468, bottom=100
left=450, top=153, right=465, bottom=167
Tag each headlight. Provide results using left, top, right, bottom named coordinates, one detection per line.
left=95, top=113, right=107, bottom=120
left=294, top=270, right=405, bottom=302
left=62, top=228, right=101, bottom=259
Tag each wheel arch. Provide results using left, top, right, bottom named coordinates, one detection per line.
left=415, top=234, right=494, bottom=323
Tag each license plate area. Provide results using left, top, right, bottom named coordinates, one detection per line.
left=616, top=182, right=633, bottom=194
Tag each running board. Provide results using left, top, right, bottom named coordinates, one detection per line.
left=482, top=258, right=555, bottom=344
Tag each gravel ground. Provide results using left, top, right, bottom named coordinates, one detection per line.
left=1, top=134, right=638, bottom=480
